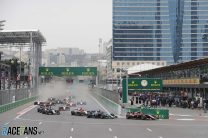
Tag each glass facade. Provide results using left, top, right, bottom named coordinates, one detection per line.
left=180, top=0, right=208, bottom=62
left=168, top=0, right=184, bottom=63
left=113, top=0, right=174, bottom=64
left=113, top=0, right=208, bottom=65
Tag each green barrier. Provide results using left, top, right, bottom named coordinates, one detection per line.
left=141, top=108, right=169, bottom=119
left=125, top=107, right=169, bottom=119
left=125, top=107, right=141, bottom=112
left=0, top=96, right=38, bottom=114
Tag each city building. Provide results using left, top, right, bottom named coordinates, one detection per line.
left=169, top=0, right=208, bottom=63
left=42, top=48, right=86, bottom=67
left=106, top=39, right=113, bottom=78
left=113, top=0, right=173, bottom=66
left=113, top=0, right=208, bottom=65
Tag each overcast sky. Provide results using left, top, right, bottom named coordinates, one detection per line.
left=0, top=0, right=112, bottom=53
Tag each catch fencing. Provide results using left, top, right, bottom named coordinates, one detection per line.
left=0, top=88, right=36, bottom=105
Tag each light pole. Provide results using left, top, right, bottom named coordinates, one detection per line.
left=126, top=70, right=128, bottom=103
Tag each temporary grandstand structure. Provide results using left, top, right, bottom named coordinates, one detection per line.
left=0, top=30, right=46, bottom=90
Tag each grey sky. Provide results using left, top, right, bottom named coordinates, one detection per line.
left=0, top=0, right=112, bottom=53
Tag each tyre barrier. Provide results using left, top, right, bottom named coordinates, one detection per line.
left=0, top=96, right=38, bottom=114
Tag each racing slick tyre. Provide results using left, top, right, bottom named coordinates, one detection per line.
left=141, top=115, right=146, bottom=120
left=71, top=111, right=75, bottom=115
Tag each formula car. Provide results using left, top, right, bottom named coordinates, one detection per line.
left=56, top=99, right=64, bottom=104
left=37, top=105, right=47, bottom=113
left=45, top=108, right=60, bottom=115
left=126, top=112, right=158, bottom=120
left=59, top=106, right=70, bottom=111
left=71, top=108, right=87, bottom=116
left=63, top=98, right=70, bottom=104
left=77, top=100, right=87, bottom=105
left=87, top=110, right=117, bottom=119
left=34, top=101, right=55, bottom=106
left=66, top=101, right=76, bottom=107
left=48, top=97, right=57, bottom=105
left=69, top=96, right=75, bottom=99
left=48, top=97, right=56, bottom=102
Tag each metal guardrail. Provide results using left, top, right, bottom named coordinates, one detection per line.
left=0, top=96, right=37, bottom=114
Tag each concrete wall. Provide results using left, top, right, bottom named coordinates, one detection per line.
left=94, top=87, right=120, bottom=104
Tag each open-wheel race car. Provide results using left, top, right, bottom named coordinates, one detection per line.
left=71, top=108, right=87, bottom=116
left=48, top=97, right=56, bottom=102
left=45, top=107, right=60, bottom=115
left=59, top=106, right=70, bottom=111
left=34, top=101, right=55, bottom=106
left=77, top=100, right=87, bottom=105
left=47, top=97, right=57, bottom=105
left=87, top=110, right=117, bottom=119
left=126, top=112, right=158, bottom=120
left=66, top=101, right=76, bottom=107
left=56, top=99, right=64, bottom=104
left=37, top=105, right=49, bottom=114
left=37, top=105, right=60, bottom=115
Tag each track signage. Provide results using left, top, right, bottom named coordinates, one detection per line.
left=39, top=67, right=97, bottom=76
left=127, top=78, right=163, bottom=92
left=122, top=78, right=163, bottom=103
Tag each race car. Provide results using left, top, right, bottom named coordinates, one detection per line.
left=34, top=101, right=55, bottom=106
left=48, top=97, right=56, bottom=102
left=48, top=97, right=57, bottom=105
left=59, top=106, right=70, bottom=111
left=63, top=98, right=70, bottom=104
left=37, top=105, right=47, bottom=113
left=69, top=96, right=75, bottom=99
left=71, top=108, right=87, bottom=116
left=56, top=99, right=64, bottom=104
left=45, top=108, right=60, bottom=115
left=34, top=101, right=44, bottom=105
left=77, top=100, right=87, bottom=105
left=66, top=101, right=76, bottom=107
left=87, top=110, right=117, bottom=119
left=126, top=112, right=158, bottom=120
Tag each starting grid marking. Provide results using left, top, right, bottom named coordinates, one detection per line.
left=169, top=113, right=192, bottom=117
left=176, top=119, right=195, bottom=121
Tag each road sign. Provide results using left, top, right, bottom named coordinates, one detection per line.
left=127, top=78, right=163, bottom=92
left=122, top=78, right=163, bottom=103
left=39, top=67, right=97, bottom=76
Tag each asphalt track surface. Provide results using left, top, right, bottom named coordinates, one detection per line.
left=1, top=83, right=208, bottom=138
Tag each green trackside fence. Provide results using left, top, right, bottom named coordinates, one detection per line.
left=0, top=96, right=38, bottom=114
left=141, top=108, right=169, bottom=119
left=125, top=107, right=169, bottom=119
left=93, top=92, right=121, bottom=115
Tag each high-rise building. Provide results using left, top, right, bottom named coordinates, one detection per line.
left=113, top=0, right=208, bottom=65
left=113, top=0, right=173, bottom=65
left=173, top=0, right=208, bottom=62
